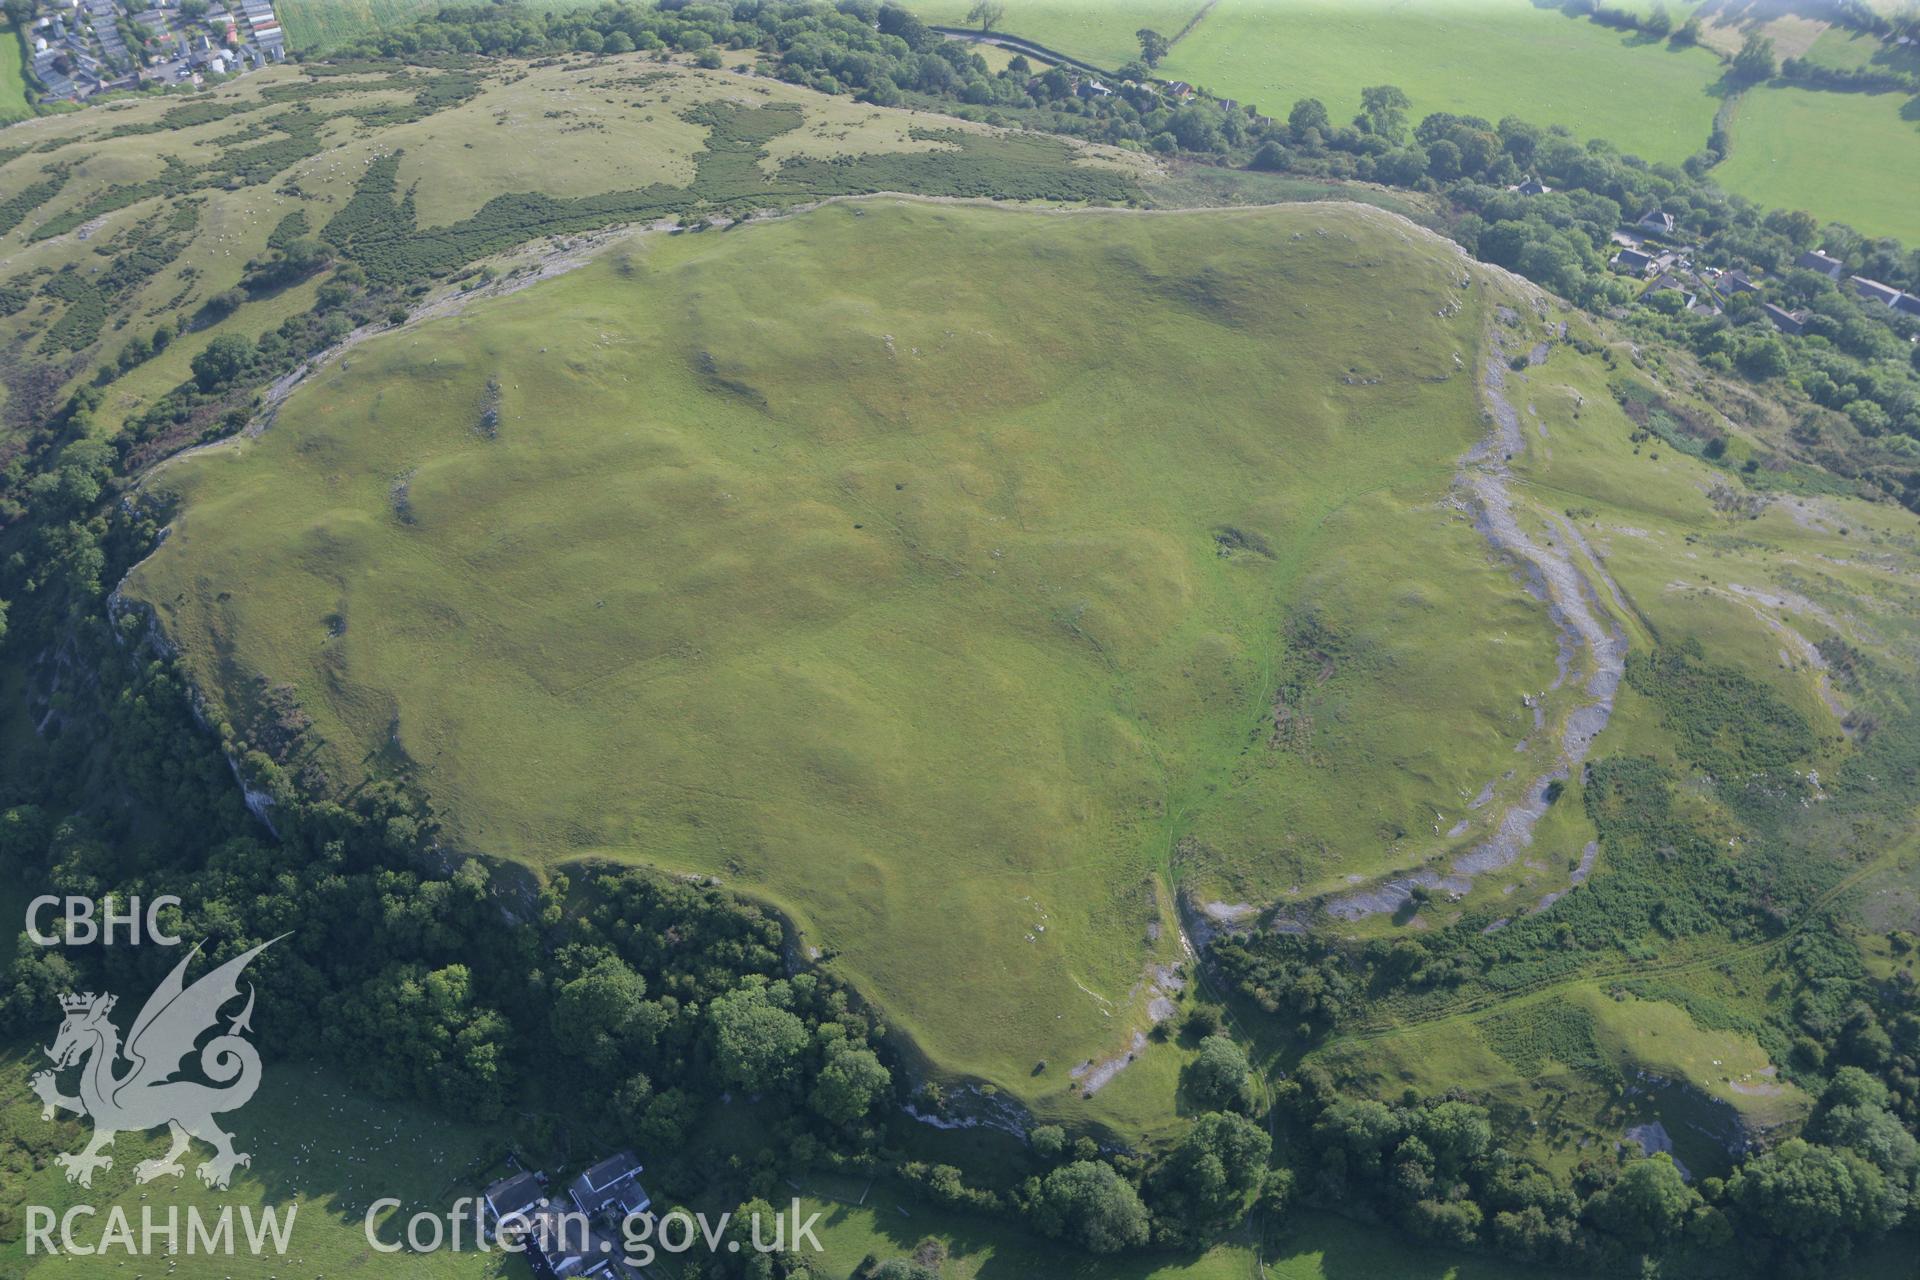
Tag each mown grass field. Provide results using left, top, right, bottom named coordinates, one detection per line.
left=0, top=18, right=32, bottom=125
left=908, top=0, right=1726, bottom=163
left=0, top=1049, right=518, bottom=1279
left=127, top=197, right=1524, bottom=1126
left=1713, top=84, right=1920, bottom=243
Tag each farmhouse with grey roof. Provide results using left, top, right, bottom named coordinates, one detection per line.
left=1611, top=248, right=1656, bottom=276
left=568, top=1151, right=651, bottom=1221
left=1851, top=276, right=1904, bottom=308
left=1763, top=303, right=1808, bottom=335
left=1795, top=249, right=1845, bottom=280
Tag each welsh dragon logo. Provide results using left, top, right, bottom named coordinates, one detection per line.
left=30, top=938, right=279, bottom=1190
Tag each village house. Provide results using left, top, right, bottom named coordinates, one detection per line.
left=568, top=1150, right=652, bottom=1221
left=1763, top=302, right=1809, bottom=335
left=1634, top=209, right=1675, bottom=236
left=481, top=1157, right=642, bottom=1280
left=1610, top=247, right=1657, bottom=276
left=524, top=1206, right=627, bottom=1280
left=1851, top=275, right=1904, bottom=308
left=1795, top=249, right=1846, bottom=280
left=1514, top=176, right=1551, bottom=195
left=24, top=0, right=285, bottom=102
left=1646, top=270, right=1715, bottom=314
left=482, top=1169, right=546, bottom=1238
left=1717, top=269, right=1760, bottom=294
left=1162, top=80, right=1195, bottom=101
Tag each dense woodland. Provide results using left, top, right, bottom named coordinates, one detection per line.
left=0, top=2, right=1917, bottom=1276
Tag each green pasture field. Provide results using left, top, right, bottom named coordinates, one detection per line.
left=1800, top=24, right=1920, bottom=76
left=968, top=41, right=1047, bottom=75
left=794, top=1183, right=1565, bottom=1279
left=910, top=0, right=1727, bottom=164
left=0, top=1050, right=518, bottom=1279
left=907, top=0, right=1208, bottom=68
left=0, top=19, right=31, bottom=126
left=1161, top=0, right=1725, bottom=166
left=1713, top=84, right=1920, bottom=244
left=127, top=198, right=1524, bottom=1129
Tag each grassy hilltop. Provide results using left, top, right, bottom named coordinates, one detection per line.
left=126, top=197, right=1529, bottom=1130
left=2, top=11, right=1918, bottom=1276
left=126, top=178, right=1920, bottom=1162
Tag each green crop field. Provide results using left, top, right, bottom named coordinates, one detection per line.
left=908, top=0, right=1727, bottom=164
left=1713, top=84, right=1920, bottom=244
left=0, top=19, right=32, bottom=125
left=127, top=197, right=1531, bottom=1128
